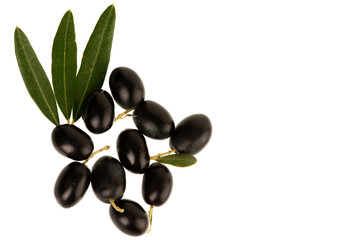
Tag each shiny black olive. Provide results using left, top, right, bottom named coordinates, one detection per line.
left=133, top=100, right=174, bottom=139
left=91, top=156, right=126, bottom=203
left=109, top=199, right=149, bottom=236
left=116, top=129, right=149, bottom=174
left=54, top=162, right=91, bottom=208
left=82, top=90, right=114, bottom=134
left=142, top=162, right=173, bottom=206
left=109, top=67, right=145, bottom=109
left=51, top=124, right=94, bottom=160
left=170, top=114, right=212, bottom=155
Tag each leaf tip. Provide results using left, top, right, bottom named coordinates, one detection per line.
left=14, top=26, right=23, bottom=39
left=109, top=3, right=115, bottom=10
left=65, top=9, right=73, bottom=17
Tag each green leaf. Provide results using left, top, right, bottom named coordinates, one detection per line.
left=155, top=154, right=197, bottom=167
left=14, top=27, right=59, bottom=126
left=52, top=10, right=77, bottom=121
left=72, top=4, right=116, bottom=122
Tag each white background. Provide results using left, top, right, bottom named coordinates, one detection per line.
left=1, top=0, right=360, bottom=239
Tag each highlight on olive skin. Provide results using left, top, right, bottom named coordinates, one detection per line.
left=109, top=67, right=145, bottom=110
left=91, top=156, right=126, bottom=203
left=170, top=114, right=212, bottom=155
left=54, top=162, right=91, bottom=208
left=51, top=124, right=94, bottom=160
left=109, top=199, right=149, bottom=236
left=133, top=100, right=175, bottom=140
left=142, top=162, right=173, bottom=206
left=82, top=90, right=115, bottom=134
left=116, top=129, right=150, bottom=174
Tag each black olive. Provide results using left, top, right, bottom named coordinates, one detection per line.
left=133, top=100, right=174, bottom=139
left=82, top=90, right=114, bottom=134
left=116, top=129, right=149, bottom=174
left=109, top=199, right=149, bottom=236
left=54, top=162, right=91, bottom=208
left=91, top=156, right=126, bottom=203
left=170, top=114, right=212, bottom=155
left=51, top=124, right=94, bottom=160
left=142, top=162, right=173, bottom=206
left=109, top=67, right=145, bottom=109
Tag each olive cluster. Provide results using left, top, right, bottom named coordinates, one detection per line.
left=52, top=67, right=212, bottom=236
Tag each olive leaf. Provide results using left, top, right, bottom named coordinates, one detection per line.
left=72, top=4, right=116, bottom=122
left=14, top=27, right=60, bottom=126
left=52, top=10, right=77, bottom=122
left=155, top=154, right=197, bottom=167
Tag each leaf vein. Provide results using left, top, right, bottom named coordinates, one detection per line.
left=62, top=13, right=70, bottom=117
left=18, top=31, right=58, bottom=125
left=74, top=8, right=114, bottom=119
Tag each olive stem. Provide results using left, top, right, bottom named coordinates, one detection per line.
left=109, top=198, right=124, bottom=213
left=114, top=108, right=136, bottom=121
left=70, top=119, right=75, bottom=125
left=146, top=205, right=154, bottom=234
left=82, top=145, right=110, bottom=165
left=150, top=149, right=177, bottom=160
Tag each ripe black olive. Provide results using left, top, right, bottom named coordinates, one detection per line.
left=109, top=199, right=149, bottom=236
left=170, top=114, right=212, bottom=155
left=91, top=156, right=126, bottom=203
left=109, top=67, right=145, bottom=109
left=116, top=129, right=149, bottom=174
left=133, top=100, right=174, bottom=139
left=142, top=162, right=173, bottom=206
left=51, top=124, right=94, bottom=160
left=54, top=162, right=91, bottom=208
left=82, top=90, right=114, bottom=134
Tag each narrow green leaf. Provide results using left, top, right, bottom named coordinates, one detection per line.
left=155, top=154, right=197, bottom=167
left=14, top=27, right=59, bottom=126
left=52, top=10, right=77, bottom=121
left=72, top=4, right=116, bottom=122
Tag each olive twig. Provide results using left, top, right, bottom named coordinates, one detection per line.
left=146, top=205, right=154, bottom=234
left=82, top=145, right=110, bottom=165
left=150, top=149, right=177, bottom=160
left=125, top=114, right=137, bottom=117
left=109, top=198, right=124, bottom=213
left=114, top=108, right=136, bottom=121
